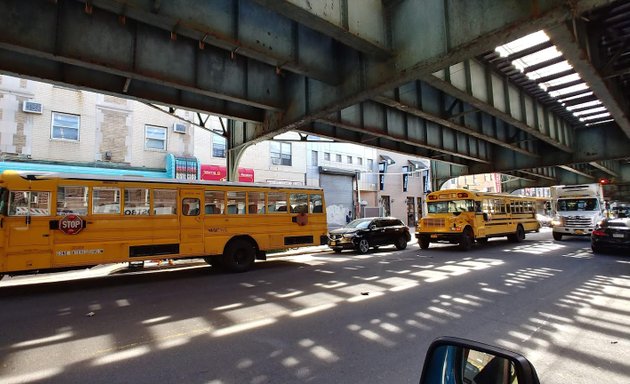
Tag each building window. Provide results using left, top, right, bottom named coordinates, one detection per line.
left=347, top=156, right=352, bottom=164
left=357, top=157, right=363, bottom=166
left=213, top=135, right=227, bottom=158
left=324, top=152, right=330, bottom=161
left=145, top=125, right=167, bottom=151
left=51, top=112, right=80, bottom=141
left=367, top=158, right=374, bottom=170
left=335, top=154, right=342, bottom=162
left=270, top=142, right=292, bottom=166
left=311, top=150, right=318, bottom=166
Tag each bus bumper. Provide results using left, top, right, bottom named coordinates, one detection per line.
left=416, top=232, right=462, bottom=243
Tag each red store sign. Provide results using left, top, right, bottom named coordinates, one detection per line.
left=200, top=165, right=254, bottom=183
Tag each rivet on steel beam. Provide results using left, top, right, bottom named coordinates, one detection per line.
left=118, top=15, right=126, bottom=25
left=85, top=2, right=93, bottom=14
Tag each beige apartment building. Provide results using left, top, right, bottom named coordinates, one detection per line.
left=1, top=75, right=431, bottom=228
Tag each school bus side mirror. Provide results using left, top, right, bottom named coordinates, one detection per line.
left=483, top=213, right=489, bottom=222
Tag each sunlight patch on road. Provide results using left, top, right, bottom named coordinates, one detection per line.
left=281, top=356, right=300, bottom=367
left=378, top=276, right=419, bottom=291
left=12, top=331, right=74, bottom=348
left=213, top=303, right=244, bottom=311
left=504, top=241, right=565, bottom=254
left=268, top=289, right=304, bottom=298
left=480, top=287, right=509, bottom=294
left=314, top=280, right=347, bottom=289
left=415, top=311, right=447, bottom=325
left=411, top=270, right=449, bottom=282
left=428, top=305, right=461, bottom=319
left=347, top=324, right=396, bottom=347
left=309, top=345, right=340, bottom=363
left=291, top=303, right=337, bottom=317
left=222, top=302, right=290, bottom=323
left=92, top=345, right=150, bottom=366
left=212, top=318, right=276, bottom=337
left=0, top=367, right=63, bottom=384
left=141, top=315, right=172, bottom=324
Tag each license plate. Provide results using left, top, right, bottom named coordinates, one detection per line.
left=575, top=230, right=584, bottom=235
left=331, top=241, right=337, bottom=246
left=431, top=234, right=438, bottom=238
left=613, top=233, right=625, bottom=238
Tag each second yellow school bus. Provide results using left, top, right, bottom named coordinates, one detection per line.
left=416, top=189, right=540, bottom=251
left=0, top=171, right=328, bottom=279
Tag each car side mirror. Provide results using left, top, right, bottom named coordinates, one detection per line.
left=483, top=213, right=489, bottom=222
left=419, top=337, right=540, bottom=384
left=369, top=224, right=376, bottom=230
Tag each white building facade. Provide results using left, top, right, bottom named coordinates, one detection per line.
left=1, top=75, right=431, bottom=228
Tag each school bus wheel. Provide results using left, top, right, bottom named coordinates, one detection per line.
left=222, top=238, right=256, bottom=272
left=508, top=225, right=525, bottom=243
left=458, top=227, right=474, bottom=251
left=419, top=235, right=430, bottom=250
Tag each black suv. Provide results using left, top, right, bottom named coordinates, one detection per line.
left=328, top=217, right=411, bottom=254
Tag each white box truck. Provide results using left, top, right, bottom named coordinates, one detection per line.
left=550, top=184, right=606, bottom=241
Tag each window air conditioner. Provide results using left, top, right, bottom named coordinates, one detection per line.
left=22, top=101, right=43, bottom=114
left=173, top=123, right=186, bottom=133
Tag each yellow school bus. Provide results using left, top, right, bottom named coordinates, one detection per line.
left=0, top=171, right=328, bottom=278
left=416, top=189, right=540, bottom=251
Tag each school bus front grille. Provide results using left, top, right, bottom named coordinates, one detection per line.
left=422, top=218, right=445, bottom=227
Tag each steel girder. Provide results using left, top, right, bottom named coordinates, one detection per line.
left=0, top=0, right=622, bottom=187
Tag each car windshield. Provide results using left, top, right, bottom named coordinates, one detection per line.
left=427, top=199, right=475, bottom=214
left=557, top=198, right=599, bottom=211
left=345, top=218, right=372, bottom=229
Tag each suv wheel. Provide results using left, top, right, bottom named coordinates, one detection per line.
left=394, top=236, right=408, bottom=250
left=356, top=239, right=370, bottom=254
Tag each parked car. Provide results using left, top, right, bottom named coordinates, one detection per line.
left=328, top=217, right=411, bottom=254
left=591, top=217, right=630, bottom=254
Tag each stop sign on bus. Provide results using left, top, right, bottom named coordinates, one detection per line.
left=59, top=214, right=85, bottom=235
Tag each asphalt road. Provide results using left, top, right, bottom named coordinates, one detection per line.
left=1, top=229, right=629, bottom=384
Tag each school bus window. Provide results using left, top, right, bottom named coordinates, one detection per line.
left=124, top=188, right=150, bottom=215
left=247, top=192, right=265, bottom=214
left=57, top=186, right=88, bottom=215
left=93, top=187, right=121, bottom=214
left=182, top=198, right=200, bottom=216
left=310, top=193, right=323, bottom=213
left=482, top=199, right=492, bottom=213
left=227, top=191, right=246, bottom=214
left=205, top=191, right=225, bottom=214
left=9, top=191, right=51, bottom=216
left=290, top=193, right=308, bottom=213
left=268, top=192, right=287, bottom=213
left=153, top=189, right=177, bottom=215
left=0, top=188, right=8, bottom=215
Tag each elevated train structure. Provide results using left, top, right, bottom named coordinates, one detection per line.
left=0, top=0, right=628, bottom=197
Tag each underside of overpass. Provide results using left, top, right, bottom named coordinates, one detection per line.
left=0, top=0, right=629, bottom=198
